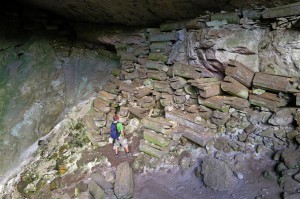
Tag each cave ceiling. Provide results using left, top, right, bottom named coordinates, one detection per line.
left=2, top=0, right=298, bottom=26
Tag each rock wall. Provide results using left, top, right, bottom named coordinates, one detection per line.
left=0, top=36, right=119, bottom=176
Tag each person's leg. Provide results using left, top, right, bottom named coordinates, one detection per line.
left=120, top=137, right=130, bottom=153
left=113, top=140, right=120, bottom=155
left=115, top=146, right=119, bottom=155
left=124, top=146, right=129, bottom=153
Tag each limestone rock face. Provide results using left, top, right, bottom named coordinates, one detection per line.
left=259, top=30, right=300, bottom=76
left=0, top=37, right=119, bottom=176
left=201, top=158, right=237, bottom=190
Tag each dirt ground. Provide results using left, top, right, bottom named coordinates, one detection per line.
left=99, top=134, right=282, bottom=199
left=133, top=155, right=282, bottom=199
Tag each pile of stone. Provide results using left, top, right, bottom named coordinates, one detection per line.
left=188, top=2, right=300, bottom=30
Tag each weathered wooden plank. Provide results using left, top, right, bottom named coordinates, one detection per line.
left=221, top=76, right=249, bottom=99
left=198, top=96, right=250, bottom=111
left=211, top=12, right=240, bottom=24
left=198, top=84, right=221, bottom=98
left=145, top=60, right=165, bottom=71
left=150, top=42, right=172, bottom=53
left=160, top=21, right=186, bottom=31
left=189, top=78, right=222, bottom=98
left=141, top=117, right=173, bottom=135
left=149, top=32, right=178, bottom=42
left=249, top=91, right=288, bottom=112
left=262, top=2, right=300, bottom=19
left=176, top=125, right=215, bottom=147
left=165, top=108, right=204, bottom=131
left=198, top=96, right=230, bottom=112
left=153, top=80, right=173, bottom=94
left=170, top=63, right=202, bottom=79
left=296, top=93, right=300, bottom=106
left=148, top=52, right=168, bottom=62
left=253, top=72, right=298, bottom=93
left=225, top=59, right=255, bottom=88
left=139, top=140, right=167, bottom=158
left=147, top=70, right=168, bottom=81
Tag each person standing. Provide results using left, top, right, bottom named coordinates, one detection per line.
left=110, top=114, right=130, bottom=157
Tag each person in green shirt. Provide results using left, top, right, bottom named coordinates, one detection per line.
left=112, top=114, right=130, bottom=157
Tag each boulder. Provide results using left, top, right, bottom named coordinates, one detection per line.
left=88, top=180, right=106, bottom=199
left=268, top=108, right=296, bottom=126
left=90, top=172, right=113, bottom=191
left=201, top=158, right=237, bottom=190
left=281, top=149, right=300, bottom=169
left=114, top=162, right=134, bottom=199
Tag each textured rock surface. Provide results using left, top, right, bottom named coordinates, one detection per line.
left=0, top=37, right=119, bottom=176
left=114, top=162, right=134, bottom=199
left=13, top=0, right=295, bottom=26
left=202, top=158, right=237, bottom=190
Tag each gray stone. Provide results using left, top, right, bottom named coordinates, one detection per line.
left=90, top=172, right=113, bottom=191
left=88, top=180, right=106, bottom=199
left=153, top=80, right=173, bottom=94
left=282, top=176, right=300, bottom=193
left=263, top=171, right=278, bottom=181
left=114, top=162, right=134, bottom=199
left=211, top=110, right=230, bottom=126
left=201, top=158, right=237, bottom=190
left=78, top=191, right=93, bottom=199
left=281, top=149, right=300, bottom=169
left=284, top=193, right=300, bottom=199
left=268, top=108, right=295, bottom=126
